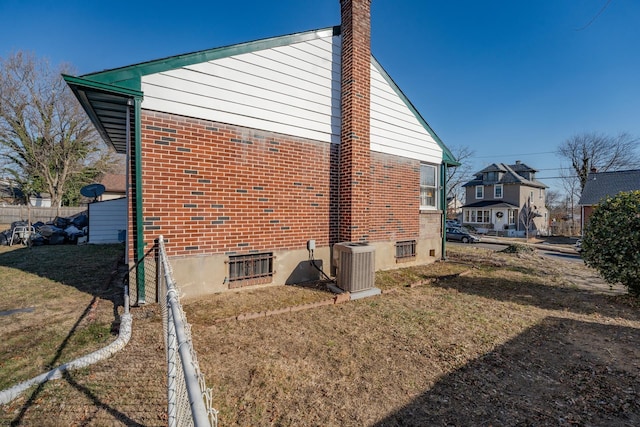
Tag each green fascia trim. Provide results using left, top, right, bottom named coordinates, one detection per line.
left=62, top=74, right=144, bottom=98
left=371, top=58, right=460, bottom=167
left=81, top=26, right=340, bottom=90
left=134, top=97, right=145, bottom=304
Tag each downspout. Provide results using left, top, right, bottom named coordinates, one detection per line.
left=134, top=97, right=146, bottom=304
left=125, top=100, right=132, bottom=266
left=441, top=162, right=447, bottom=260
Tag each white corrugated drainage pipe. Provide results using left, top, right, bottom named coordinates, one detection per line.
left=0, top=287, right=132, bottom=405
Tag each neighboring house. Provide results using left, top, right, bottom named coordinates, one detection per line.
left=29, top=193, right=52, bottom=207
left=461, top=161, right=548, bottom=236
left=64, top=0, right=457, bottom=302
left=98, top=173, right=126, bottom=201
left=578, top=169, right=640, bottom=233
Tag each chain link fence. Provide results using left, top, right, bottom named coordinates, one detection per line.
left=156, top=236, right=218, bottom=427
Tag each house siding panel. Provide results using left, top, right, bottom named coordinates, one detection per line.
left=142, top=37, right=341, bottom=144
left=370, top=64, right=443, bottom=164
left=142, top=35, right=443, bottom=165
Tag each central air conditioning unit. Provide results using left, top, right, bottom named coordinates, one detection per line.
left=333, top=242, right=375, bottom=292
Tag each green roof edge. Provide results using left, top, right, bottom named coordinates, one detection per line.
left=63, top=74, right=143, bottom=98
left=371, top=57, right=459, bottom=167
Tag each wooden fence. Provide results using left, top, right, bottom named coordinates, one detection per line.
left=0, top=206, right=86, bottom=226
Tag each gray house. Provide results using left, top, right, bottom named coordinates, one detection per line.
left=579, top=169, right=640, bottom=232
left=461, top=161, right=548, bottom=236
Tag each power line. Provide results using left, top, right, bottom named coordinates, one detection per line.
left=575, top=0, right=613, bottom=31
left=471, top=151, right=556, bottom=159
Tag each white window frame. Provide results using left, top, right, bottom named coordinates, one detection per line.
left=420, top=163, right=438, bottom=210
left=465, top=209, right=490, bottom=223
left=508, top=209, right=516, bottom=224
left=494, top=184, right=503, bottom=199
left=475, top=185, right=484, bottom=199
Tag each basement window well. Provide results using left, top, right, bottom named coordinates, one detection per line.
left=227, top=252, right=275, bottom=287
left=395, top=240, right=417, bottom=261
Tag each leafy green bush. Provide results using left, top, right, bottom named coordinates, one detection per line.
left=582, top=191, right=640, bottom=295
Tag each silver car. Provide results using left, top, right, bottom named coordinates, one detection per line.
left=446, top=227, right=481, bottom=244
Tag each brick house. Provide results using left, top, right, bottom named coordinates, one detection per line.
left=578, top=169, right=640, bottom=233
left=64, top=0, right=457, bottom=302
left=461, top=161, right=548, bottom=236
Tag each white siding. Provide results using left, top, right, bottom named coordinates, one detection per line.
left=88, top=197, right=127, bottom=244
left=142, top=36, right=341, bottom=143
left=141, top=34, right=443, bottom=164
left=370, top=64, right=443, bottom=164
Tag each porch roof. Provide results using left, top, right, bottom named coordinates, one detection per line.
left=462, top=200, right=519, bottom=209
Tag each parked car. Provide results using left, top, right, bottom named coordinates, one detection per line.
left=446, top=227, right=480, bottom=243
left=446, top=219, right=461, bottom=228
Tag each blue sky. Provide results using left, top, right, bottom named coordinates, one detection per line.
left=2, top=0, right=639, bottom=195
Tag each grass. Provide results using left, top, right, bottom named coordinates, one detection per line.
left=1, top=244, right=639, bottom=426
left=0, top=243, right=124, bottom=390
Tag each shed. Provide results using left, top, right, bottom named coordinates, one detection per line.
left=88, top=197, right=127, bottom=244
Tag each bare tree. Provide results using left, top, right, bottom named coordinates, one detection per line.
left=0, top=52, right=117, bottom=207
left=557, top=131, right=640, bottom=191
left=445, top=145, right=475, bottom=218
left=558, top=167, right=581, bottom=235
left=519, top=197, right=540, bottom=240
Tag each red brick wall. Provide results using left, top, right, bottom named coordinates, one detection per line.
left=135, top=109, right=425, bottom=259
left=138, top=111, right=339, bottom=257
left=369, top=152, right=421, bottom=241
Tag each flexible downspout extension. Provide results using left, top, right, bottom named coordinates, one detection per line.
left=0, top=287, right=132, bottom=405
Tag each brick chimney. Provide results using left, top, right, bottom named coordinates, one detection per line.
left=339, top=0, right=371, bottom=242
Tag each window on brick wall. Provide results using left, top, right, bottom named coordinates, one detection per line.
left=395, top=240, right=417, bottom=260
left=420, top=163, right=438, bottom=209
left=228, top=253, right=274, bottom=282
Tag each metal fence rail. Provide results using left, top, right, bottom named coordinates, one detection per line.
left=157, top=235, right=218, bottom=427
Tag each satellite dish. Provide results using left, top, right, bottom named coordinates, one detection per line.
left=80, top=183, right=106, bottom=202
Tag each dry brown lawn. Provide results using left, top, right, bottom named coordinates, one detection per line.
left=1, top=244, right=639, bottom=426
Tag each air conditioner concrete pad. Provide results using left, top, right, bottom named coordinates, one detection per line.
left=349, top=287, right=382, bottom=300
